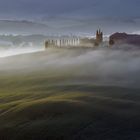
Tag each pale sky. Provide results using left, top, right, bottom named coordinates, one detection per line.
left=0, top=0, right=139, bottom=19
left=0, top=0, right=139, bottom=35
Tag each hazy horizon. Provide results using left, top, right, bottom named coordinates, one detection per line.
left=0, top=0, right=139, bottom=35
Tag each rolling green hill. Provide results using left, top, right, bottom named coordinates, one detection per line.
left=0, top=49, right=140, bottom=140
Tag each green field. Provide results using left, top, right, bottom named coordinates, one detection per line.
left=0, top=49, right=140, bottom=140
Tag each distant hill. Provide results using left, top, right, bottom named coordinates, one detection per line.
left=0, top=34, right=47, bottom=46
left=109, top=32, right=140, bottom=46
left=0, top=20, right=51, bottom=34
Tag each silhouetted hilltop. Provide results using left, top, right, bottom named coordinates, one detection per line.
left=109, top=32, right=140, bottom=46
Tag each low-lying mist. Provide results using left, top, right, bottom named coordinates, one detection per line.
left=0, top=45, right=140, bottom=88
left=0, top=46, right=43, bottom=57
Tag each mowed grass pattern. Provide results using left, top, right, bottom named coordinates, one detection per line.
left=0, top=72, right=140, bottom=140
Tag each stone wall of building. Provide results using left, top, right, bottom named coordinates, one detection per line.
left=45, top=36, right=80, bottom=48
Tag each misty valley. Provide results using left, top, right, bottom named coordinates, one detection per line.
left=0, top=0, right=140, bottom=139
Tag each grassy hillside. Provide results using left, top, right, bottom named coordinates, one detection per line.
left=0, top=49, right=140, bottom=140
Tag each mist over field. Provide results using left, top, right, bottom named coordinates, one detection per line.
left=0, top=0, right=140, bottom=139
left=0, top=46, right=140, bottom=88
left=0, top=44, right=140, bottom=140
left=0, top=46, right=43, bottom=57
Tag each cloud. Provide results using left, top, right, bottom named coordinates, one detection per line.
left=0, top=0, right=139, bottom=19
left=0, top=0, right=139, bottom=34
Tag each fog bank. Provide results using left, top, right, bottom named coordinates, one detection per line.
left=0, top=46, right=140, bottom=88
